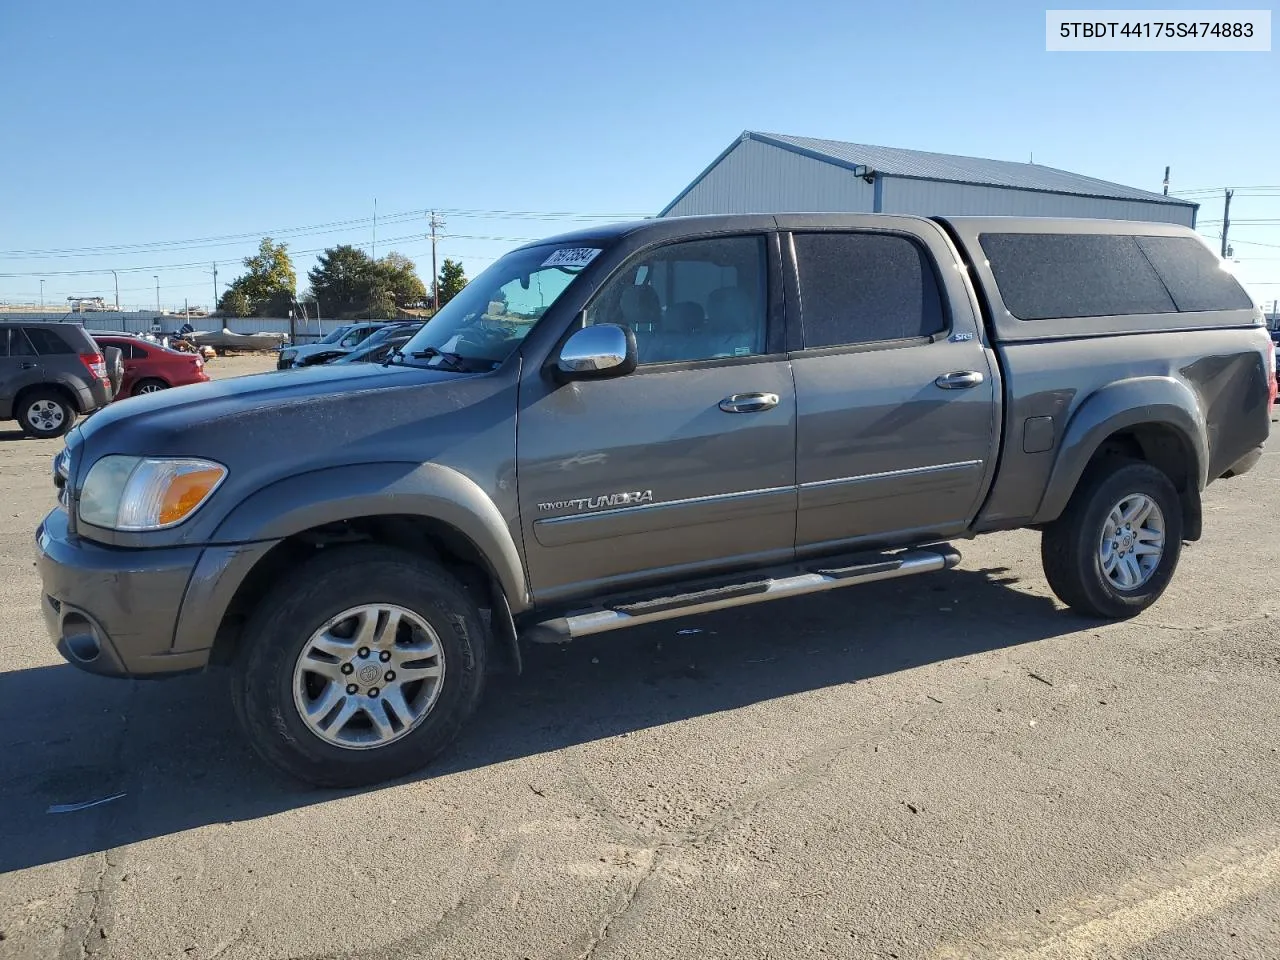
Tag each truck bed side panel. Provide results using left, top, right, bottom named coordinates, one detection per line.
left=975, top=329, right=1269, bottom=529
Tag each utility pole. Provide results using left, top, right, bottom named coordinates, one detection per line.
left=154, top=275, right=160, bottom=313
left=39, top=279, right=44, bottom=307
left=211, top=263, right=218, bottom=309
left=1221, top=189, right=1233, bottom=258
left=429, top=210, right=445, bottom=312
left=1163, top=166, right=1170, bottom=196
left=372, top=198, right=377, bottom=260
left=111, top=270, right=119, bottom=311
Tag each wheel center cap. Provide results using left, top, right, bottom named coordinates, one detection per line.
left=357, top=663, right=381, bottom=685
left=1120, top=535, right=1134, bottom=551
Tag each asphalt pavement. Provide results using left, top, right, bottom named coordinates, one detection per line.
left=1, top=359, right=1277, bottom=959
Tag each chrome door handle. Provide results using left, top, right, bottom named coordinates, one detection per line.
left=934, top=371, right=984, bottom=390
left=20, top=361, right=37, bottom=370
left=719, top=392, right=779, bottom=414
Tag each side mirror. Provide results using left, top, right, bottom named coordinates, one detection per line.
left=556, top=324, right=637, bottom=381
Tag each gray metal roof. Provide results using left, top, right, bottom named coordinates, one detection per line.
left=669, top=131, right=1194, bottom=210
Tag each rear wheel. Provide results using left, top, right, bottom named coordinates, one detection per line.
left=231, top=545, right=488, bottom=787
left=1041, top=460, right=1183, bottom=619
left=16, top=390, right=76, bottom=439
left=132, top=378, right=169, bottom=396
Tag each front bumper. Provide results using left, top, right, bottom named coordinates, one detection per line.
left=36, top=509, right=278, bottom=678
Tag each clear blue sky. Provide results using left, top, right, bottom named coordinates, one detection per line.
left=1, top=0, right=1276, bottom=312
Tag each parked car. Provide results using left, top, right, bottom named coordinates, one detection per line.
left=276, top=322, right=392, bottom=369
left=292, top=322, right=422, bottom=368
left=92, top=334, right=210, bottom=397
left=1, top=321, right=114, bottom=438
left=331, top=330, right=419, bottom=365
left=37, top=215, right=1270, bottom=786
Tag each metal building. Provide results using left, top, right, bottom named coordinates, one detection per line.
left=660, top=131, right=1197, bottom=227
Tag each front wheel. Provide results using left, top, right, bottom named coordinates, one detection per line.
left=1041, top=460, right=1183, bottom=619
left=231, top=545, right=488, bottom=787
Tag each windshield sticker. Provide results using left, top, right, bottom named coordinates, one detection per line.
left=541, top=247, right=601, bottom=269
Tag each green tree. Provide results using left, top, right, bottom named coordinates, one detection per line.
left=434, top=258, right=467, bottom=308
left=219, top=237, right=296, bottom=316
left=374, top=252, right=428, bottom=308
left=308, top=244, right=373, bottom=319
left=309, top=246, right=428, bottom=319
left=217, top=285, right=252, bottom=317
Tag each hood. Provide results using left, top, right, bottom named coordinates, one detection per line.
left=77, top=362, right=481, bottom=470
left=285, top=342, right=351, bottom=359
left=65, top=358, right=520, bottom=547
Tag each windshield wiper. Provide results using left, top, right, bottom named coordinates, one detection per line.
left=410, top=346, right=466, bottom=370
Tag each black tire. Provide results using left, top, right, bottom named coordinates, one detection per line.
left=1041, top=459, right=1183, bottom=619
left=132, top=378, right=170, bottom=396
left=16, top=389, right=76, bottom=439
left=231, top=545, right=488, bottom=787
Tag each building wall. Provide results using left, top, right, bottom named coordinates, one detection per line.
left=663, top=138, right=876, bottom=217
left=879, top=177, right=1196, bottom=226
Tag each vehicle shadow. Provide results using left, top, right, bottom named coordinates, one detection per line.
left=0, top=564, right=1087, bottom=873
left=0, top=429, right=31, bottom=442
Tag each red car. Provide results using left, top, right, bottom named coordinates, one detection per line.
left=92, top=334, right=210, bottom=397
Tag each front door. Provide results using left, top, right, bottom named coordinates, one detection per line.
left=517, top=233, right=797, bottom=604
left=782, top=226, right=999, bottom=553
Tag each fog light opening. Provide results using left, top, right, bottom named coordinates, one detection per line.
left=61, top=613, right=102, bottom=663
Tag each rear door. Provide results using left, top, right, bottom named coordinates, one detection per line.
left=516, top=232, right=797, bottom=604
left=779, top=218, right=999, bottom=554
left=0, top=328, right=45, bottom=420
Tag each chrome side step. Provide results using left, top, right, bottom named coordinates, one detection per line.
left=524, top=545, right=960, bottom=643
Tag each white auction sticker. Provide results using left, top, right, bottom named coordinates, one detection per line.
left=542, top=247, right=602, bottom=269
left=1046, top=10, right=1271, bottom=50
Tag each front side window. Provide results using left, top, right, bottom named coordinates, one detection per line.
left=398, top=243, right=595, bottom=370
left=794, top=233, right=947, bottom=349
left=586, top=235, right=767, bottom=364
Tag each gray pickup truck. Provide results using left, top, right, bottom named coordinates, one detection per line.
left=37, top=214, right=1271, bottom=786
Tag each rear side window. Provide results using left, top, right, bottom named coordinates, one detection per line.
left=1134, top=236, right=1254, bottom=312
left=5, top=328, right=36, bottom=357
left=793, top=233, right=946, bottom=349
left=23, top=327, right=78, bottom=355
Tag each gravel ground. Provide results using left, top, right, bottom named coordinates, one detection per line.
left=1, top=359, right=1277, bottom=959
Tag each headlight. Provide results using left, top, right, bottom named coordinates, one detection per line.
left=79, top=456, right=227, bottom=531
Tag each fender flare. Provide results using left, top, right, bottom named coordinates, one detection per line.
left=1033, top=377, right=1208, bottom=524
left=211, top=461, right=529, bottom=610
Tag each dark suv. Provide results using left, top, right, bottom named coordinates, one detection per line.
left=0, top=321, right=114, bottom=438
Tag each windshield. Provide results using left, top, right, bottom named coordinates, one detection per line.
left=318, top=324, right=354, bottom=345
left=397, top=243, right=600, bottom=370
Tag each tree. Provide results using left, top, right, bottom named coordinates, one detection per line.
left=218, top=237, right=296, bottom=316
left=308, top=245, right=428, bottom=319
left=218, top=286, right=251, bottom=317
left=308, top=244, right=373, bottom=320
left=374, top=252, right=428, bottom=308
left=435, top=258, right=467, bottom=308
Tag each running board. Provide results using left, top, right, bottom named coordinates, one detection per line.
left=524, top=545, right=961, bottom=643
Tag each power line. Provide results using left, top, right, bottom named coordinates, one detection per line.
left=0, top=207, right=639, bottom=260
left=0, top=230, right=540, bottom=279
